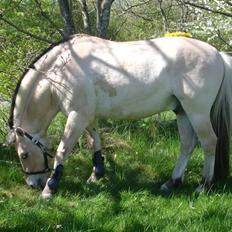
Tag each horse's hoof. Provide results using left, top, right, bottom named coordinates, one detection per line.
left=160, top=182, right=172, bottom=195
left=195, top=184, right=209, bottom=195
left=195, top=178, right=213, bottom=194
left=41, top=178, right=54, bottom=199
left=195, top=184, right=208, bottom=195
left=86, top=172, right=104, bottom=184
left=86, top=166, right=105, bottom=184
left=41, top=189, right=53, bottom=200
left=160, top=178, right=182, bottom=195
left=87, top=173, right=98, bottom=184
left=160, top=179, right=174, bottom=194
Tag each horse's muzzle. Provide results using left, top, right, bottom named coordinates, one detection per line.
left=26, top=175, right=49, bottom=189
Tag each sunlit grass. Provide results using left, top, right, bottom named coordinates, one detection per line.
left=1, top=112, right=232, bottom=231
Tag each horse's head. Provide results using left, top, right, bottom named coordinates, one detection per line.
left=6, top=127, right=53, bottom=188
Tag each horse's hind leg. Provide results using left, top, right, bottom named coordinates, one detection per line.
left=183, top=110, right=217, bottom=192
left=86, top=122, right=105, bottom=183
left=160, top=112, right=197, bottom=193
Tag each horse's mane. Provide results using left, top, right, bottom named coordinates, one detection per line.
left=8, top=34, right=84, bottom=129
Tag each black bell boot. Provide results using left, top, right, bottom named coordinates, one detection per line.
left=87, top=151, right=105, bottom=183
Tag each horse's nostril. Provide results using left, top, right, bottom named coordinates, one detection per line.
left=29, top=184, right=36, bottom=188
left=27, top=179, right=40, bottom=188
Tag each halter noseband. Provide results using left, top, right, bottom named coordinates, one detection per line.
left=18, top=129, right=54, bottom=175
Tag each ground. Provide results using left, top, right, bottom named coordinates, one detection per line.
left=1, top=112, right=232, bottom=231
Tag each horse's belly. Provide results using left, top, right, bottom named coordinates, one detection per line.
left=96, top=91, right=177, bottom=120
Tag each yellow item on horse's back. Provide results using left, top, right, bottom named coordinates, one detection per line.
left=164, top=32, right=192, bottom=38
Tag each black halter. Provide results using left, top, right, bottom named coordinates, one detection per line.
left=20, top=130, right=54, bottom=175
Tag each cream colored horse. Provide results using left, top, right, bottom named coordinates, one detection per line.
left=6, top=34, right=232, bottom=199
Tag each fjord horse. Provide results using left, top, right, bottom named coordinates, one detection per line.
left=6, top=34, right=232, bottom=198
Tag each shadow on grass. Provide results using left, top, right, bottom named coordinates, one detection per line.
left=60, top=145, right=232, bottom=203
left=100, top=117, right=179, bottom=145
left=2, top=117, right=232, bottom=199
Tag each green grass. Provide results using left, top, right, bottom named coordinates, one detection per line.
left=1, top=112, right=232, bottom=231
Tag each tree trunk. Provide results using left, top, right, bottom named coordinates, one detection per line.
left=96, top=0, right=114, bottom=38
left=158, top=0, right=169, bottom=32
left=79, top=0, right=91, bottom=34
left=58, top=0, right=75, bottom=38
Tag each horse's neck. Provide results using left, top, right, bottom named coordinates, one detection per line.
left=14, top=44, right=64, bottom=135
left=21, top=111, right=55, bottom=138
left=14, top=69, right=40, bottom=130
left=15, top=82, right=58, bottom=137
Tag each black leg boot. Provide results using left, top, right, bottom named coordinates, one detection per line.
left=87, top=151, right=105, bottom=183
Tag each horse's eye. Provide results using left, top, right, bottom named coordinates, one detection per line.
left=21, top=152, right=29, bottom=160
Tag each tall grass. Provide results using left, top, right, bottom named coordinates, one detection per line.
left=1, top=112, right=232, bottom=231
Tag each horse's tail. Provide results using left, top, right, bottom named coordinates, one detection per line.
left=211, top=52, right=232, bottom=180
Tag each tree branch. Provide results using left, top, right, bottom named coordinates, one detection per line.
left=79, top=0, right=92, bottom=34
left=96, top=0, right=115, bottom=38
left=111, top=17, right=128, bottom=39
left=226, top=1, right=232, bottom=7
left=34, top=0, right=64, bottom=37
left=58, top=0, right=75, bottom=38
left=129, top=10, right=154, bottom=21
left=217, top=29, right=232, bottom=50
left=120, top=0, right=152, bottom=13
left=183, top=1, right=232, bottom=18
left=158, top=0, right=169, bottom=32
left=0, top=14, right=54, bottom=44
left=96, top=0, right=102, bottom=36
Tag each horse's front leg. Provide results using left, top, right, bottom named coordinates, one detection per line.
left=86, top=122, right=105, bottom=183
left=41, top=111, right=89, bottom=199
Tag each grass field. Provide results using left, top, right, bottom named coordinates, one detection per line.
left=1, top=112, right=232, bottom=231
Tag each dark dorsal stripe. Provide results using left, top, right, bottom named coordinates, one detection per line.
left=8, top=34, right=82, bottom=129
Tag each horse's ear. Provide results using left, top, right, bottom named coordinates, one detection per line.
left=15, top=127, right=25, bottom=137
left=5, top=129, right=16, bottom=146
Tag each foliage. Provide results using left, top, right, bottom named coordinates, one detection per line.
left=110, top=0, right=232, bottom=52
left=0, top=0, right=64, bottom=137
left=0, top=0, right=62, bottom=100
left=182, top=1, right=232, bottom=51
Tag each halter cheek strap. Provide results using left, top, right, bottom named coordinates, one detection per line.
left=19, top=130, right=54, bottom=175
left=22, top=151, right=52, bottom=175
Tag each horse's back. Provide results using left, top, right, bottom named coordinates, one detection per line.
left=51, top=35, right=224, bottom=119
